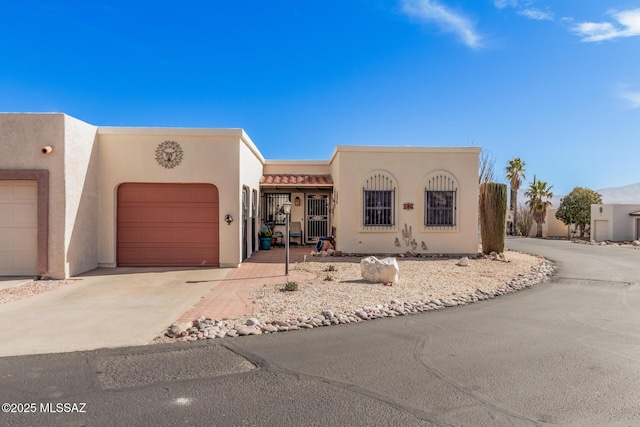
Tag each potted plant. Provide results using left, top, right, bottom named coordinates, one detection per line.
left=258, top=227, right=273, bottom=250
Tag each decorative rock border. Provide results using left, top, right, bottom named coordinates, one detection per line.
left=159, top=259, right=555, bottom=343
left=572, top=239, right=640, bottom=248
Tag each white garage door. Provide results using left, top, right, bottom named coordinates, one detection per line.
left=0, top=181, right=38, bottom=275
left=594, top=220, right=610, bottom=242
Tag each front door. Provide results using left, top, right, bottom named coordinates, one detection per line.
left=306, top=194, right=329, bottom=243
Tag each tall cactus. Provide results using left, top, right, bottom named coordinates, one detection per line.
left=479, top=182, right=507, bottom=254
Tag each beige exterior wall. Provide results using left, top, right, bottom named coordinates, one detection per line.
left=545, top=208, right=568, bottom=238
left=0, top=113, right=98, bottom=278
left=329, top=146, right=480, bottom=255
left=97, top=128, right=263, bottom=268
left=63, top=116, right=99, bottom=276
left=239, top=134, right=266, bottom=261
left=591, top=204, right=640, bottom=242
left=263, top=161, right=331, bottom=176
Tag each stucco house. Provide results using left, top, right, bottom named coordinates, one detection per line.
left=0, top=113, right=480, bottom=278
left=590, top=204, right=640, bottom=242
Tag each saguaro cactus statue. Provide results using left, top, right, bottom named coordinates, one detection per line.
left=479, top=182, right=507, bottom=254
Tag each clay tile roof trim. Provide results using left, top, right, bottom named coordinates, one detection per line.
left=260, top=174, right=334, bottom=186
left=629, top=211, right=640, bottom=216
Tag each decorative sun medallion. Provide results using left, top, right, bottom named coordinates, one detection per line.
left=155, top=140, right=183, bottom=169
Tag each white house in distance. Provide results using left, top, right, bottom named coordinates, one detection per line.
left=0, top=113, right=480, bottom=278
left=590, top=204, right=640, bottom=242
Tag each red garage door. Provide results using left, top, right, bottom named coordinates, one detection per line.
left=117, top=183, right=219, bottom=267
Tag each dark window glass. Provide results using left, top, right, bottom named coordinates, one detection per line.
left=425, top=190, right=456, bottom=226
left=364, top=190, right=394, bottom=226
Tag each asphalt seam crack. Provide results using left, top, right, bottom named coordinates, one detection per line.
left=225, top=342, right=454, bottom=426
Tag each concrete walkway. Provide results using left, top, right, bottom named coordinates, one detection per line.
left=177, top=246, right=314, bottom=322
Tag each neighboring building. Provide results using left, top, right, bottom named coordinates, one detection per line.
left=0, top=113, right=480, bottom=278
left=524, top=207, right=568, bottom=238
left=591, top=204, right=640, bottom=242
left=507, top=207, right=568, bottom=238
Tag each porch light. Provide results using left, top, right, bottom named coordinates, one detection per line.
left=283, top=200, right=292, bottom=275
left=283, top=200, right=292, bottom=215
left=294, top=196, right=301, bottom=206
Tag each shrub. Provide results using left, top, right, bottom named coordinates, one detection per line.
left=283, top=281, right=298, bottom=292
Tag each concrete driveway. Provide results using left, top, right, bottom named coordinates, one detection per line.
left=0, top=267, right=229, bottom=357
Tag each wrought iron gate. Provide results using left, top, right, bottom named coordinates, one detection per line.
left=306, top=194, right=329, bottom=243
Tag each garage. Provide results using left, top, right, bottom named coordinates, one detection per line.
left=0, top=180, right=38, bottom=275
left=117, top=183, right=219, bottom=267
left=594, top=220, right=610, bottom=242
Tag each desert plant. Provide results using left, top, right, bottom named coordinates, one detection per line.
left=283, top=281, right=298, bottom=292
left=324, top=264, right=337, bottom=272
left=479, top=182, right=507, bottom=254
left=323, top=275, right=333, bottom=281
left=515, top=202, right=534, bottom=236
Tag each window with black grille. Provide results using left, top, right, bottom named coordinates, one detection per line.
left=425, top=190, right=456, bottom=226
left=423, top=172, right=458, bottom=228
left=263, top=193, right=290, bottom=225
left=363, top=173, right=395, bottom=227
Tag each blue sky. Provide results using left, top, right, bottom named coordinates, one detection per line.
left=1, top=1, right=639, bottom=195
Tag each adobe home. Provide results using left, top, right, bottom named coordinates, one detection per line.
left=0, top=113, right=480, bottom=278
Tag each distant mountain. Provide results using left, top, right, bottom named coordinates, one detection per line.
left=514, top=182, right=640, bottom=208
left=597, top=182, right=640, bottom=204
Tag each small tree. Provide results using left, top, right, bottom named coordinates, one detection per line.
left=479, top=182, right=507, bottom=253
left=515, top=202, right=534, bottom=237
left=525, top=179, right=553, bottom=238
left=555, top=187, right=602, bottom=238
left=479, top=150, right=496, bottom=184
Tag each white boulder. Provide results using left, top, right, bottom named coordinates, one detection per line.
left=360, top=256, right=399, bottom=283
left=457, top=257, right=470, bottom=266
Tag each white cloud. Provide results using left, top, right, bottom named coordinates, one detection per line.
left=573, top=8, right=640, bottom=42
left=518, top=8, right=553, bottom=21
left=401, top=0, right=482, bottom=49
left=620, top=90, right=640, bottom=109
left=493, top=0, right=518, bottom=10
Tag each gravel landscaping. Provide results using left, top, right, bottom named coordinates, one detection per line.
left=157, top=250, right=555, bottom=343
left=0, top=279, right=78, bottom=304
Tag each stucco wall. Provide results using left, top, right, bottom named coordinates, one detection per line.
left=546, top=208, right=568, bottom=238
left=0, top=113, right=67, bottom=277
left=330, top=146, right=480, bottom=255
left=97, top=128, right=249, bottom=268
left=63, top=115, right=99, bottom=276
left=263, top=161, right=331, bottom=176
left=238, top=135, right=266, bottom=262
left=591, top=204, right=640, bottom=241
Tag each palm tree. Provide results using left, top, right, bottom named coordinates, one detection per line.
left=505, top=157, right=526, bottom=235
left=525, top=179, right=554, bottom=238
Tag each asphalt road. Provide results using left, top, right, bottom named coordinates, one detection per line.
left=1, top=239, right=639, bottom=426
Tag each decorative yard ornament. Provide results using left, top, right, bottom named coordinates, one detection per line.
left=155, top=140, right=184, bottom=169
